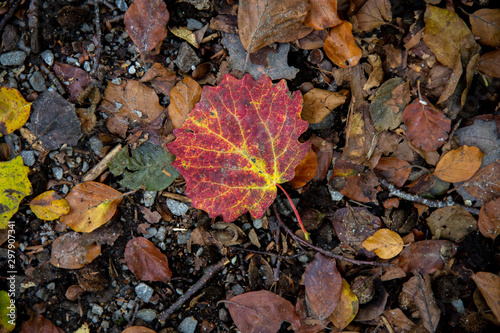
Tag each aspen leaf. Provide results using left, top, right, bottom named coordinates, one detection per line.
left=125, top=237, right=172, bottom=282
left=478, top=198, right=500, bottom=241
left=433, top=145, right=483, bottom=183
left=0, top=86, right=31, bottom=136
left=329, top=279, right=359, bottom=330
left=473, top=272, right=500, bottom=322
left=60, top=181, right=126, bottom=233
left=29, top=190, right=70, bottom=221
left=168, top=77, right=202, bottom=128
left=324, top=21, right=362, bottom=68
left=362, top=228, right=403, bottom=259
left=374, top=157, right=411, bottom=187
left=352, top=0, right=392, bottom=32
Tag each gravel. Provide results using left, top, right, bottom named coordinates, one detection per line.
left=135, top=283, right=154, bottom=303
left=29, top=71, right=46, bottom=92
left=52, top=167, right=63, bottom=180
left=166, top=199, right=189, bottom=216
left=40, top=50, right=54, bottom=66
left=21, top=150, right=36, bottom=166
left=136, top=309, right=157, bottom=322
left=0, top=51, right=26, bottom=66
left=92, top=304, right=104, bottom=316
left=143, top=191, right=156, bottom=208
left=174, top=43, right=200, bottom=73
left=178, top=316, right=198, bottom=333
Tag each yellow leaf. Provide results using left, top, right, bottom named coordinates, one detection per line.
left=74, top=322, right=90, bottom=333
left=29, top=190, right=70, bottom=220
left=329, top=279, right=359, bottom=330
left=0, top=156, right=32, bottom=228
left=433, top=145, right=484, bottom=183
left=362, top=228, right=403, bottom=259
left=0, top=86, right=31, bottom=136
left=60, top=181, right=125, bottom=233
left=170, top=26, right=199, bottom=48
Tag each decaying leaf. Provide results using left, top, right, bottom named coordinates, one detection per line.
left=60, top=181, right=126, bottom=233
left=301, top=88, right=346, bottom=124
left=304, top=0, right=342, bottom=30
left=20, top=314, right=64, bottom=333
left=362, top=228, right=404, bottom=259
left=50, top=232, right=101, bottom=269
left=0, top=290, right=15, bottom=332
left=462, top=160, right=500, bottom=203
left=426, top=206, right=477, bottom=242
left=29, top=190, right=70, bottom=221
left=374, top=157, right=411, bottom=187
left=227, top=290, right=301, bottom=333
left=433, top=145, right=483, bottom=183
left=402, top=97, right=451, bottom=152
left=352, top=0, right=392, bottom=32
left=478, top=198, right=500, bottom=240
left=396, top=240, right=456, bottom=274
left=329, top=279, right=359, bottom=330
left=324, top=21, right=362, bottom=68
left=363, top=54, right=384, bottom=91
left=455, top=119, right=500, bottom=167
left=469, top=8, right=500, bottom=47
left=0, top=156, right=32, bottom=229
left=290, top=149, right=318, bottom=188
left=473, top=272, right=500, bottom=322
left=140, top=63, right=178, bottom=96
left=477, top=49, right=500, bottom=78
left=125, top=237, right=172, bottom=282
left=124, top=0, right=169, bottom=54
left=121, top=327, right=156, bottom=333
left=369, top=78, right=410, bottom=131
left=168, top=77, right=202, bottom=128
left=53, top=62, right=93, bottom=104
left=237, top=0, right=312, bottom=53
left=167, top=74, right=309, bottom=222
left=0, top=86, right=31, bottom=136
left=402, top=274, right=441, bottom=333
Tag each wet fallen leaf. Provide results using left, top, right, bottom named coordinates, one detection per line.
left=237, top=0, right=312, bottom=53
left=100, top=80, right=165, bottom=138
left=374, top=157, right=411, bottom=187
left=324, top=20, right=362, bottom=68
left=472, top=272, right=500, bottom=322
left=402, top=97, right=451, bottom=152
left=227, top=290, right=301, bottom=333
left=383, top=308, right=416, bottom=332
left=20, top=314, right=64, bottom=333
left=140, top=63, right=178, bottom=96
left=396, top=240, right=456, bottom=274
left=304, top=253, right=342, bottom=319
left=433, top=145, right=483, bottom=183
left=0, top=86, right=31, bottom=136
left=363, top=54, right=384, bottom=91
left=329, top=279, right=359, bottom=330
left=402, top=274, right=440, bottom=333
left=455, top=119, right=500, bottom=167
left=478, top=198, right=500, bottom=240
left=362, top=228, right=404, bottom=259
left=124, top=0, right=169, bottom=54
left=426, top=206, right=477, bottom=242
left=26, top=91, right=83, bottom=151
left=352, top=0, right=392, bottom=32
left=60, top=181, right=126, bottom=233
left=0, top=290, right=15, bottom=332
left=50, top=232, right=101, bottom=269
left=369, top=77, right=410, bottom=131
left=29, top=190, right=70, bottom=221
left=462, top=160, right=500, bottom=203
left=170, top=26, right=200, bottom=48
left=301, top=88, right=346, bottom=124
left=121, top=327, right=157, bottom=333
left=211, top=222, right=245, bottom=246
left=167, top=74, right=309, bottom=222
left=469, top=8, right=500, bottom=47
left=125, top=237, right=172, bottom=282
left=290, top=149, right=318, bottom=188
left=168, top=77, right=202, bottom=128
left=477, top=49, right=500, bottom=78
left=0, top=156, right=32, bottom=229
left=53, top=62, right=93, bottom=104
left=305, top=0, right=342, bottom=30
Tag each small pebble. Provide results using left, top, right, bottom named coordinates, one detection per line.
left=178, top=316, right=198, bottom=333
left=81, top=23, right=92, bottom=32
left=146, top=227, right=157, bottom=238
left=40, top=50, right=54, bottom=66
left=177, top=232, right=191, bottom=245
left=136, top=309, right=157, bottom=323
left=166, top=199, right=189, bottom=216
left=92, top=304, right=104, bottom=316
left=47, top=282, right=55, bottom=291
left=116, top=0, right=128, bottom=11
left=101, top=320, right=109, bottom=329
left=104, top=33, right=114, bottom=43
left=128, top=65, right=136, bottom=75
left=87, top=43, right=96, bottom=53
left=20, top=150, right=36, bottom=166
left=29, top=71, right=46, bottom=92
left=83, top=61, right=91, bottom=72
left=174, top=42, right=200, bottom=73
left=143, top=191, right=156, bottom=207
left=155, top=226, right=167, bottom=241
left=66, top=57, right=79, bottom=66
left=53, top=167, right=63, bottom=180
left=231, top=284, right=245, bottom=296
left=0, top=51, right=26, bottom=66
left=135, top=283, right=154, bottom=303
left=186, top=18, right=203, bottom=30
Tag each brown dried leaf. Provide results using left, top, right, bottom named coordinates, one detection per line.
left=324, top=21, right=362, bottom=68
left=396, top=240, right=456, bottom=274
left=473, top=272, right=500, bottom=322
left=227, top=290, right=301, bottom=333
left=290, top=149, right=318, bottom=188
left=50, top=232, right=101, bottom=269
left=433, top=145, right=484, bottom=183
left=53, top=62, right=93, bottom=104
left=477, top=50, right=500, bottom=78
left=363, top=54, right=384, bottom=91
left=352, top=0, right=392, bottom=32
left=121, top=327, right=157, bottom=333
left=369, top=78, right=410, bottom=132
left=470, top=8, right=500, bottom=47
left=402, top=97, right=451, bottom=152
left=125, top=237, right=172, bottom=282
left=383, top=308, right=416, bottom=332
left=305, top=0, right=342, bottom=30
left=140, top=63, right=178, bottom=96
left=20, top=315, right=64, bottom=333
left=402, top=274, right=440, bottom=333
left=304, top=253, right=342, bottom=319
left=426, top=206, right=477, bottom=242
left=374, top=157, right=411, bottom=187
left=237, top=0, right=312, bottom=53
left=478, top=198, right=500, bottom=241
left=124, top=0, right=169, bottom=54
left=462, top=160, right=500, bottom=203
left=168, top=77, right=202, bottom=128
left=301, top=88, right=346, bottom=124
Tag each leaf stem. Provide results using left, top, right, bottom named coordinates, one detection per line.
left=276, top=183, right=310, bottom=240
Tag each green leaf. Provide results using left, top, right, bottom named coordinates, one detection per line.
left=109, top=142, right=179, bottom=191
left=0, top=156, right=32, bottom=228
left=0, top=290, right=16, bottom=332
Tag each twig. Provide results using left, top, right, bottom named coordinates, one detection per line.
left=272, top=205, right=392, bottom=267
left=28, top=0, right=40, bottom=53
left=39, top=64, right=66, bottom=95
left=227, top=245, right=304, bottom=260
left=379, top=179, right=480, bottom=215
left=82, top=144, right=122, bottom=181
left=92, top=0, right=102, bottom=75
left=106, top=14, right=124, bottom=24
left=0, top=0, right=20, bottom=35
left=161, top=191, right=191, bottom=203
left=158, top=257, right=229, bottom=322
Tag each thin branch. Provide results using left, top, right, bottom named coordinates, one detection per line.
left=0, top=0, right=20, bottom=35
left=91, top=0, right=102, bottom=75
left=227, top=245, right=304, bottom=260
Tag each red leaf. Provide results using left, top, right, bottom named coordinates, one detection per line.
left=402, top=97, right=451, bottom=152
left=304, top=253, right=342, bottom=319
left=125, top=237, right=172, bottom=282
left=374, top=157, right=411, bottom=187
left=227, top=290, right=301, bottom=333
left=167, top=74, right=310, bottom=222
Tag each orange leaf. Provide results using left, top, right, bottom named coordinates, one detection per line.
left=305, top=0, right=342, bottom=30
left=473, top=272, right=500, bottom=322
left=478, top=198, right=500, bottom=240
left=329, top=279, right=359, bottom=330
left=290, top=149, right=318, bottom=188
left=168, top=77, right=202, bottom=128
left=125, top=237, right=172, bottom=282
left=324, top=20, right=362, bottom=68
left=433, top=145, right=483, bottom=182
left=362, top=228, right=403, bottom=259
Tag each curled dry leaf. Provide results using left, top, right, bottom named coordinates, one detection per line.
left=29, top=190, right=70, bottom=221
left=304, top=0, right=342, bottom=30
left=301, top=88, right=346, bottom=124
left=478, top=198, right=500, bottom=241
left=402, top=97, right=451, bottom=152
left=124, top=0, right=169, bottom=54
left=362, top=228, right=404, bottom=259
left=125, top=237, right=172, bottom=282
left=352, top=0, right=392, bottom=32
left=121, top=327, right=157, bottom=333
left=168, top=77, right=202, bottom=128
left=237, top=0, right=312, bottom=53
left=0, top=86, right=31, bottom=136
left=227, top=290, right=301, bottom=333
left=426, top=206, right=477, bottom=243
left=290, top=149, right=318, bottom=188
left=304, top=253, right=342, bottom=319
left=50, top=232, right=101, bottom=269
left=462, top=160, right=500, bottom=203
left=433, top=145, right=483, bottom=183
left=469, top=8, right=500, bottom=47
left=472, top=272, right=500, bottom=322
left=60, top=181, right=125, bottom=233
left=396, top=240, right=456, bottom=274
left=329, top=279, right=359, bottom=330
left=324, top=21, right=362, bottom=68
left=402, top=274, right=441, bottom=333
left=140, top=63, right=178, bottom=96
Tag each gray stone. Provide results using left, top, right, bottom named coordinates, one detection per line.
left=174, top=42, right=200, bottom=73
left=116, top=0, right=128, bottom=11
left=178, top=316, right=198, bottom=333
left=143, top=191, right=156, bottom=208
left=53, top=167, right=63, bottom=180
left=186, top=19, right=203, bottom=30
left=101, top=320, right=109, bottom=329
left=47, top=282, right=55, bottom=290
left=253, top=218, right=263, bottom=229
left=21, top=150, right=36, bottom=167
left=231, top=284, right=245, bottom=296
left=92, top=304, right=104, bottom=316
left=166, top=198, right=189, bottom=216
left=40, top=50, right=54, bottom=66
left=89, top=136, right=104, bottom=156
left=135, top=283, right=154, bottom=303
left=177, top=232, right=191, bottom=245
left=155, top=226, right=167, bottom=241
left=136, top=309, right=157, bottom=322
left=29, top=71, right=46, bottom=92
left=0, top=51, right=26, bottom=66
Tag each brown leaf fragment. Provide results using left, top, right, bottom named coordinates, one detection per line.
left=227, top=290, right=301, bottom=333
left=237, top=0, right=313, bottom=53
left=426, top=206, right=477, bottom=242
left=324, top=20, right=362, bottom=68
left=402, top=97, right=451, bottom=152
left=478, top=198, right=500, bottom=241
left=374, top=157, right=411, bottom=187
left=20, top=314, right=64, bottom=333
left=383, top=308, right=416, bottom=332
left=290, top=148, right=318, bottom=188
left=329, top=279, right=359, bottom=330
left=305, top=0, right=342, bottom=30
left=125, top=237, right=172, bottom=282
left=140, top=63, right=178, bottom=96
left=477, top=50, right=500, bottom=78
left=53, top=62, right=93, bottom=104
left=50, top=232, right=101, bottom=269
left=168, top=77, right=202, bottom=128
left=473, top=272, right=500, bottom=322
left=396, top=240, right=456, bottom=274
left=124, top=0, right=169, bottom=54
left=369, top=78, right=410, bottom=132
left=363, top=54, right=384, bottom=91
left=462, top=160, right=500, bottom=203
left=210, top=14, right=238, bottom=34
left=121, top=327, right=157, bottom=333
left=301, top=88, right=346, bottom=124
left=292, top=29, right=327, bottom=50
left=402, top=274, right=441, bottom=333
left=352, top=0, right=392, bottom=32
left=469, top=8, right=500, bottom=47
left=304, top=253, right=342, bottom=319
